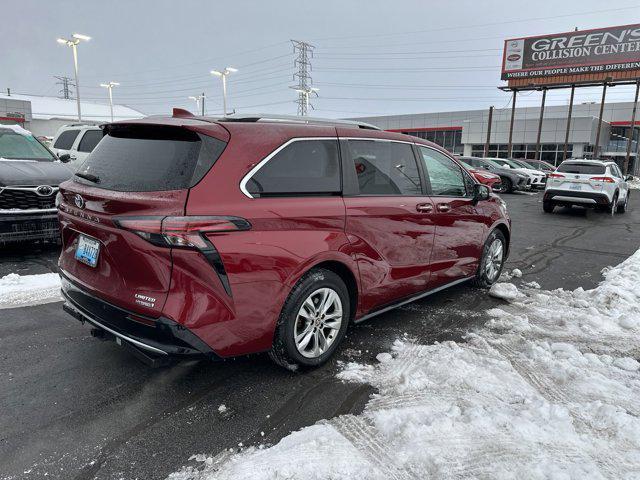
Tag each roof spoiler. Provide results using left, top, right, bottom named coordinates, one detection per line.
left=172, top=108, right=195, bottom=118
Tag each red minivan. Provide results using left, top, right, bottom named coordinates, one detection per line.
left=57, top=111, right=510, bottom=369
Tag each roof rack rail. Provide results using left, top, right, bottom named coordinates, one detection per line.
left=217, top=113, right=381, bottom=130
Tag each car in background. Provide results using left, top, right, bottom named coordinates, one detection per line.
left=520, top=159, right=555, bottom=173
left=490, top=158, right=547, bottom=189
left=461, top=163, right=502, bottom=191
left=57, top=112, right=511, bottom=370
left=0, top=124, right=72, bottom=244
left=457, top=156, right=529, bottom=193
left=543, top=159, right=631, bottom=214
left=51, top=124, right=103, bottom=170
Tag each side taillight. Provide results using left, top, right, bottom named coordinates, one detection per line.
left=548, top=173, right=565, bottom=179
left=113, top=216, right=251, bottom=249
left=590, top=176, right=615, bottom=183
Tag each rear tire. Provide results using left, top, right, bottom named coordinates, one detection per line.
left=617, top=191, right=629, bottom=214
left=543, top=201, right=555, bottom=213
left=473, top=229, right=507, bottom=288
left=269, top=268, right=350, bottom=371
left=609, top=194, right=619, bottom=216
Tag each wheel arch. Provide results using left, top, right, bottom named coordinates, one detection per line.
left=492, top=222, right=511, bottom=256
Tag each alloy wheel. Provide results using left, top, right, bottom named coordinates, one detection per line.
left=294, top=288, right=343, bottom=359
left=484, top=238, right=504, bottom=282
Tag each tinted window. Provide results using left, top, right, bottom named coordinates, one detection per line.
left=245, top=140, right=340, bottom=197
left=419, top=147, right=467, bottom=196
left=610, top=165, right=622, bottom=178
left=75, top=125, right=226, bottom=192
left=77, top=130, right=103, bottom=153
left=0, top=129, right=55, bottom=161
left=348, top=140, right=421, bottom=196
left=557, top=163, right=605, bottom=175
left=53, top=130, right=80, bottom=149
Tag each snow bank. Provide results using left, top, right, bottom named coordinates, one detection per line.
left=0, top=272, right=61, bottom=309
left=628, top=177, right=640, bottom=190
left=169, top=250, right=640, bottom=479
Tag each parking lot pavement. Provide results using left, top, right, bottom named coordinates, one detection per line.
left=1, top=192, right=638, bottom=480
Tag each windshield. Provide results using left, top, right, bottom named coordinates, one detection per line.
left=493, top=159, right=520, bottom=169
left=510, top=159, right=532, bottom=169
left=0, top=128, right=56, bottom=161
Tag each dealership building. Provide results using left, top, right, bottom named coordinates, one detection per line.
left=350, top=100, right=640, bottom=173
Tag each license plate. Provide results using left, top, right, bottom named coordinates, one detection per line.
left=75, top=235, right=100, bottom=267
left=569, top=183, right=582, bottom=190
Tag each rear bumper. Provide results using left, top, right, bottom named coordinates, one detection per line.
left=543, top=189, right=611, bottom=206
left=60, top=270, right=220, bottom=359
left=0, top=210, right=59, bottom=244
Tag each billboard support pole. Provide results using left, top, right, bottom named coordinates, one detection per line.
left=507, top=90, right=517, bottom=158
left=534, top=88, right=547, bottom=161
left=562, top=84, right=575, bottom=164
left=484, top=106, right=494, bottom=157
left=623, top=79, right=640, bottom=175
left=594, top=83, right=608, bottom=158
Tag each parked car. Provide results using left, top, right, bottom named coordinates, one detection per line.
left=461, top=163, right=502, bottom=191
left=490, top=158, right=547, bottom=189
left=51, top=124, right=103, bottom=170
left=457, top=156, right=529, bottom=193
left=0, top=124, right=72, bottom=244
left=543, top=159, right=631, bottom=214
left=58, top=112, right=511, bottom=369
left=520, top=159, right=555, bottom=173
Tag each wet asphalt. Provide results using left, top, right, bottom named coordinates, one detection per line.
left=1, top=191, right=639, bottom=480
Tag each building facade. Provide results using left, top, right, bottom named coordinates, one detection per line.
left=0, top=93, right=144, bottom=137
left=350, top=101, right=640, bottom=173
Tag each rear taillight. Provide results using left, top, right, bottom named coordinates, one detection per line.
left=590, top=176, right=615, bottom=183
left=113, top=216, right=251, bottom=249
left=548, top=173, right=565, bottom=179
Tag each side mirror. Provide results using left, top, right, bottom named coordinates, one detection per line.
left=625, top=175, right=633, bottom=181
left=58, top=153, right=71, bottom=163
left=473, top=183, right=490, bottom=203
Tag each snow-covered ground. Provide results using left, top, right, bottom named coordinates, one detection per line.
left=0, top=272, right=61, bottom=309
left=628, top=177, right=640, bottom=190
left=168, top=250, right=640, bottom=480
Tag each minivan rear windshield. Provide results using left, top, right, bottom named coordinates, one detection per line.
left=0, top=128, right=55, bottom=161
left=74, top=125, right=226, bottom=192
left=557, top=163, right=606, bottom=175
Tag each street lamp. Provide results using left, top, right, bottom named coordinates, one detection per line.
left=188, top=94, right=205, bottom=115
left=100, top=82, right=120, bottom=122
left=210, top=67, right=237, bottom=116
left=57, top=33, right=91, bottom=122
left=294, top=87, right=319, bottom=116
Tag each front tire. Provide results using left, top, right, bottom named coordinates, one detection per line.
left=473, top=229, right=507, bottom=288
left=498, top=177, right=513, bottom=193
left=269, top=268, right=350, bottom=370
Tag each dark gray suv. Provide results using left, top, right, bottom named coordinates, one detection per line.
left=457, top=156, right=529, bottom=193
left=0, top=125, right=72, bottom=244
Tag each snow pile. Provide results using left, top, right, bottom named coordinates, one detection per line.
left=0, top=272, right=61, bottom=309
left=628, top=177, right=640, bottom=190
left=169, top=250, right=640, bottom=479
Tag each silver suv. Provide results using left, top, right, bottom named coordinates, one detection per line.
left=543, top=159, right=631, bottom=214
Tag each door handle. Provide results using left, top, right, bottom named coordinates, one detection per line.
left=437, top=203, right=451, bottom=212
left=416, top=203, right=433, bottom=213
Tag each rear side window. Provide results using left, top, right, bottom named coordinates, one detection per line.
left=77, top=130, right=103, bottom=153
left=53, top=130, right=80, bottom=149
left=419, top=146, right=468, bottom=197
left=557, top=163, right=605, bottom=175
left=74, top=125, right=226, bottom=192
left=348, top=140, right=421, bottom=196
left=245, top=139, right=340, bottom=197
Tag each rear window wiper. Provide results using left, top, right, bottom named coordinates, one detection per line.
left=75, top=172, right=100, bottom=184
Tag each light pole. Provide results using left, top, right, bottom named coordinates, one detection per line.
left=293, top=87, right=319, bottom=116
left=210, top=67, right=237, bottom=116
left=188, top=94, right=205, bottom=115
left=57, top=33, right=91, bottom=122
left=100, top=81, right=119, bottom=122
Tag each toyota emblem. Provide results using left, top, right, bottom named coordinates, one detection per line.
left=74, top=194, right=85, bottom=209
left=36, top=185, right=54, bottom=196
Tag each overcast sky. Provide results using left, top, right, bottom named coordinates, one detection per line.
left=2, top=0, right=639, bottom=119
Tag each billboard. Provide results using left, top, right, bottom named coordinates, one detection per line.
left=501, top=24, right=640, bottom=81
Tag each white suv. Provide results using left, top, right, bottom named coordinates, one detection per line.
left=490, top=158, right=547, bottom=189
left=51, top=125, right=103, bottom=171
left=543, top=159, right=631, bottom=214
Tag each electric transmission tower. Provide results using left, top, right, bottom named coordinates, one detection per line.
left=54, top=76, right=75, bottom=99
left=290, top=40, right=316, bottom=116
